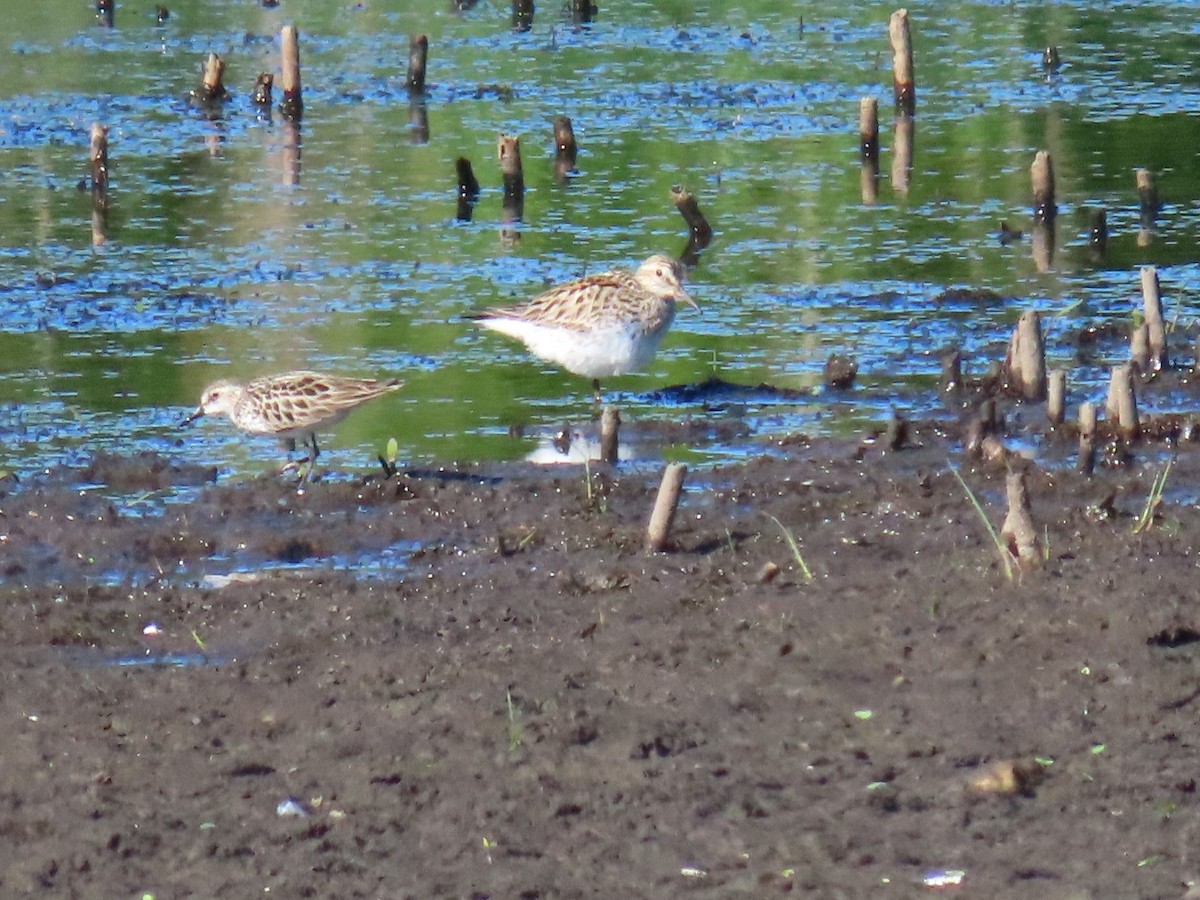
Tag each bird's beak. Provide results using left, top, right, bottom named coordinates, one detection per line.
left=180, top=406, right=204, bottom=428
left=678, top=289, right=699, bottom=312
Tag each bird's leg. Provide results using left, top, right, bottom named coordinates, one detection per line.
left=298, top=433, right=319, bottom=483
left=279, top=437, right=301, bottom=476
left=592, top=378, right=603, bottom=406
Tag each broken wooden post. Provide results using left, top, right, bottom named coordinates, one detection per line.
left=279, top=25, right=303, bottom=122
left=498, top=133, right=524, bottom=206
left=1105, top=364, right=1138, bottom=440
left=859, top=97, right=879, bottom=160
left=553, top=115, right=577, bottom=182
left=940, top=348, right=961, bottom=393
left=1004, top=309, right=1047, bottom=400
left=512, top=0, right=534, bottom=32
left=195, top=52, right=228, bottom=105
left=1031, top=150, right=1056, bottom=223
left=1136, top=168, right=1160, bottom=226
left=884, top=409, right=908, bottom=450
left=253, top=72, right=274, bottom=110
left=1042, top=46, right=1060, bottom=74
left=455, top=156, right=480, bottom=221
left=155, top=5, right=169, bottom=23
left=88, top=123, right=110, bottom=246
left=646, top=463, right=687, bottom=552
left=1000, top=470, right=1039, bottom=567
left=1077, top=401, right=1096, bottom=476
left=97, top=0, right=114, bottom=27
left=1031, top=152, right=1056, bottom=271
left=1130, top=324, right=1150, bottom=374
left=1141, top=266, right=1168, bottom=371
left=1047, top=369, right=1065, bottom=425
left=406, top=34, right=428, bottom=94
left=498, top=133, right=523, bottom=246
left=888, top=9, right=915, bottom=115
left=600, top=406, right=620, bottom=464
left=671, top=184, right=713, bottom=250
left=571, top=0, right=596, bottom=25
left=89, top=122, right=109, bottom=196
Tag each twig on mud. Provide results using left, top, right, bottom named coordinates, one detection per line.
left=767, top=515, right=813, bottom=582
left=1133, top=455, right=1173, bottom=534
left=947, top=463, right=1014, bottom=581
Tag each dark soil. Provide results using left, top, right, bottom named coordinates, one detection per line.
left=1, top=426, right=1199, bottom=898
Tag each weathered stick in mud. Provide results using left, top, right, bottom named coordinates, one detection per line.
left=940, top=348, right=961, bottom=393
left=512, top=0, right=534, bottom=32
left=1000, top=471, right=1039, bottom=567
left=1047, top=369, right=1066, bottom=425
left=195, top=52, right=228, bottom=105
left=498, top=133, right=524, bottom=205
left=571, top=0, right=596, bottom=24
left=280, top=25, right=303, bottom=122
left=406, top=34, right=428, bottom=94
left=671, top=185, right=713, bottom=246
left=553, top=115, right=577, bottom=182
left=455, top=156, right=480, bottom=221
left=1031, top=151, right=1055, bottom=223
left=1077, top=401, right=1096, bottom=476
left=97, top=0, right=114, bottom=27
left=1141, top=266, right=1168, bottom=371
left=646, top=463, right=687, bottom=552
left=888, top=9, right=915, bottom=115
left=1004, top=309, right=1047, bottom=400
left=859, top=97, right=879, bottom=160
left=1105, top=364, right=1138, bottom=440
left=89, top=122, right=109, bottom=196
left=253, top=73, right=274, bottom=109
left=1130, top=324, right=1150, bottom=374
left=600, top=406, right=620, bottom=465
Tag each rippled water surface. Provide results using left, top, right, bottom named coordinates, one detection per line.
left=3, top=0, right=1200, bottom=476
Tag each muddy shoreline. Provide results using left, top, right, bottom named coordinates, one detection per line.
left=1, top=427, right=1199, bottom=897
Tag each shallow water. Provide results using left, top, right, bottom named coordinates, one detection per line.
left=2, top=0, right=1199, bottom=477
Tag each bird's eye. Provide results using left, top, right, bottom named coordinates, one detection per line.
left=656, top=268, right=664, bottom=277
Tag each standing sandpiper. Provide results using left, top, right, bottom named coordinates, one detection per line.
left=465, top=254, right=697, bottom=396
left=181, top=371, right=402, bottom=479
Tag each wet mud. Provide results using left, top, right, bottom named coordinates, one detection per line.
left=1, top=430, right=1199, bottom=897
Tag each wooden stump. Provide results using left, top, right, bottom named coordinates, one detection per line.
left=1047, top=369, right=1065, bottom=425
left=1004, top=309, right=1047, bottom=400
left=1000, top=471, right=1039, bottom=568
left=1031, top=151, right=1056, bottom=223
left=1141, top=266, right=1168, bottom=371
left=280, top=25, right=303, bottom=122
left=600, top=406, right=620, bottom=465
left=512, top=0, right=534, bottom=32
left=553, top=115, right=577, bottom=181
left=1077, top=401, right=1096, bottom=476
left=888, top=9, right=915, bottom=115
left=646, top=463, right=687, bottom=552
left=1105, top=364, right=1138, bottom=440
left=406, top=34, right=428, bottom=94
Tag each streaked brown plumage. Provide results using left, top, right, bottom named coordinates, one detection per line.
left=181, top=371, right=402, bottom=478
left=466, top=254, right=697, bottom=394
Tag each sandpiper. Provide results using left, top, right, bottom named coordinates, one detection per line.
left=465, top=254, right=697, bottom=396
left=182, top=371, right=402, bottom=479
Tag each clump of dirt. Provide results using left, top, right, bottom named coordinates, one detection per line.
left=0, top=430, right=1198, bottom=897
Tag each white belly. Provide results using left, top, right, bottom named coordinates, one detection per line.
left=483, top=318, right=666, bottom=379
